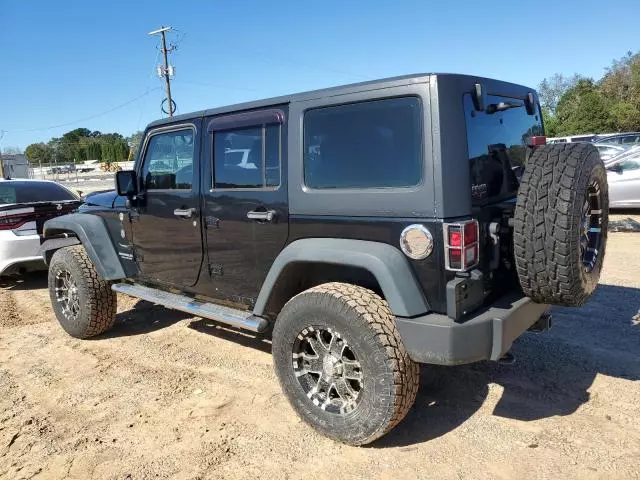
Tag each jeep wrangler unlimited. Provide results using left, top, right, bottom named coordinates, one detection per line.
left=40, top=74, right=608, bottom=445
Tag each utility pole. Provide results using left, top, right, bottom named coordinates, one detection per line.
left=149, top=26, right=176, bottom=117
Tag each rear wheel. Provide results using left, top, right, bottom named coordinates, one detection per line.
left=48, top=245, right=117, bottom=338
left=514, top=143, right=608, bottom=306
left=272, top=282, right=419, bottom=445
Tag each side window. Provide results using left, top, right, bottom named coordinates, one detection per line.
left=621, top=135, right=640, bottom=144
left=141, top=129, right=195, bottom=190
left=620, top=160, right=640, bottom=171
left=213, top=124, right=281, bottom=189
left=303, top=97, right=422, bottom=189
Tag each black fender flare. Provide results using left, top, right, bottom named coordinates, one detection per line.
left=42, top=213, right=126, bottom=280
left=253, top=238, right=430, bottom=318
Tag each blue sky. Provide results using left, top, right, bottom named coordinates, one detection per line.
left=2, top=0, right=638, bottom=150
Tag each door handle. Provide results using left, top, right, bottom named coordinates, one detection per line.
left=174, top=208, right=196, bottom=219
left=247, top=209, right=276, bottom=222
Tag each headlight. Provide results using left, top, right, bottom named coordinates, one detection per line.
left=399, top=224, right=434, bottom=260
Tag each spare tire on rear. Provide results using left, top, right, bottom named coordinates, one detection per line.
left=514, top=143, right=608, bottom=307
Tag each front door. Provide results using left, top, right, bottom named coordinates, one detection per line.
left=132, top=123, right=203, bottom=287
left=201, top=108, right=289, bottom=307
left=608, top=158, right=640, bottom=207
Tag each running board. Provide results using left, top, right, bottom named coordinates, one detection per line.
left=111, top=283, right=269, bottom=333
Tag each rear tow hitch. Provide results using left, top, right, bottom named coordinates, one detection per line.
left=528, top=312, right=553, bottom=333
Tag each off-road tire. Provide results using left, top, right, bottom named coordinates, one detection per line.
left=48, top=245, right=117, bottom=338
left=272, top=282, right=419, bottom=445
left=514, top=143, right=608, bottom=306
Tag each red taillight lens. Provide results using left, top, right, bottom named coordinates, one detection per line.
left=449, top=248, right=462, bottom=270
left=449, top=228, right=462, bottom=247
left=444, top=220, right=480, bottom=271
left=0, top=214, right=29, bottom=230
left=463, top=222, right=477, bottom=244
left=526, top=136, right=547, bottom=146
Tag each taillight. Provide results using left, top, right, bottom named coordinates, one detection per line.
left=0, top=213, right=33, bottom=230
left=526, top=136, right=547, bottom=147
left=444, top=220, right=479, bottom=272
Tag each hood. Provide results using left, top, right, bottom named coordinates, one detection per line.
left=83, top=190, right=119, bottom=208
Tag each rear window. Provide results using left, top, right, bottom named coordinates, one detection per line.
left=304, top=97, right=422, bottom=189
left=0, top=181, right=77, bottom=205
left=464, top=93, right=543, bottom=204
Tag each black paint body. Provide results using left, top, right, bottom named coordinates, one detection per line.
left=78, top=73, right=541, bottom=318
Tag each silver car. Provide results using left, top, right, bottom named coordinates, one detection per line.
left=606, top=146, right=640, bottom=208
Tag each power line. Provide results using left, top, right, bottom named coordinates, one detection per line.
left=3, top=87, right=161, bottom=134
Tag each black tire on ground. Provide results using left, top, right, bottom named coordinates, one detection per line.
left=272, top=282, right=419, bottom=446
left=514, top=142, right=608, bottom=307
left=48, top=245, right=117, bottom=338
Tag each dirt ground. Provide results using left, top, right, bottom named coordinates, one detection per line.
left=1, top=232, right=639, bottom=480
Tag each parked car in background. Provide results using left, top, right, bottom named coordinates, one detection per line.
left=0, top=180, right=81, bottom=276
left=547, top=134, right=597, bottom=144
left=595, top=143, right=628, bottom=161
left=606, top=146, right=640, bottom=209
left=595, top=132, right=640, bottom=145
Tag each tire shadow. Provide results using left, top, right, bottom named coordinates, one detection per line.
left=374, top=283, right=640, bottom=448
left=96, top=300, right=192, bottom=339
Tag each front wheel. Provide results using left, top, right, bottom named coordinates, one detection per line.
left=48, top=245, right=117, bottom=339
left=272, top=282, right=419, bottom=445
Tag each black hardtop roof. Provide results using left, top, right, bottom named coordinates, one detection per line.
left=147, top=73, right=536, bottom=128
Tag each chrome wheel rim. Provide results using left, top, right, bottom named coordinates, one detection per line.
left=581, top=180, right=603, bottom=273
left=55, top=269, right=80, bottom=322
left=292, top=326, right=363, bottom=414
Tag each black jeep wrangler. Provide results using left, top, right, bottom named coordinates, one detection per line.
left=40, top=74, right=608, bottom=445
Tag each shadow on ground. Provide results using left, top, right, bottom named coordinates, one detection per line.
left=374, top=283, right=640, bottom=448
left=188, top=319, right=272, bottom=354
left=609, top=209, right=640, bottom=232
left=97, top=300, right=192, bottom=338
left=0, top=271, right=48, bottom=290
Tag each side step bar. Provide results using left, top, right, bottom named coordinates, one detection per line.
left=111, top=283, right=269, bottom=333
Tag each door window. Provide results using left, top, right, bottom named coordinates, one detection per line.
left=141, top=128, right=195, bottom=190
left=213, top=125, right=281, bottom=189
left=619, top=160, right=640, bottom=170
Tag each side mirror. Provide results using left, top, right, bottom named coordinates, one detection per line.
left=607, top=164, right=623, bottom=174
left=116, top=170, right=138, bottom=197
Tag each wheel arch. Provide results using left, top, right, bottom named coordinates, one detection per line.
left=41, top=213, right=127, bottom=280
left=253, top=238, right=430, bottom=318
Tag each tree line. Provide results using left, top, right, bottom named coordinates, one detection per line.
left=539, top=50, right=640, bottom=137
left=24, top=128, right=142, bottom=165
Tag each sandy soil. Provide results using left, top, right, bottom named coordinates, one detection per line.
left=1, top=234, right=639, bottom=480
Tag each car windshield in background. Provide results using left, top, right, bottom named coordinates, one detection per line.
left=464, top=93, right=543, bottom=204
left=0, top=181, right=77, bottom=205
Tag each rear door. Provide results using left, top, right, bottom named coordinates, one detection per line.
left=201, top=108, right=288, bottom=308
left=131, top=122, right=203, bottom=287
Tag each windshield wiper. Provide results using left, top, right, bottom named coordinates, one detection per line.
left=486, top=101, right=524, bottom=114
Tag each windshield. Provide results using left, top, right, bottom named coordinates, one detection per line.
left=464, top=93, right=543, bottom=204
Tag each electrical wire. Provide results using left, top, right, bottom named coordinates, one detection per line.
left=5, top=87, right=162, bottom=134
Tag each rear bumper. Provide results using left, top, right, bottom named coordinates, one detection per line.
left=0, top=231, right=45, bottom=275
left=395, top=293, right=549, bottom=365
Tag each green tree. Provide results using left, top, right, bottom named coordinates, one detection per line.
left=538, top=73, right=581, bottom=114
left=554, top=79, right=615, bottom=135
left=24, top=143, right=53, bottom=163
